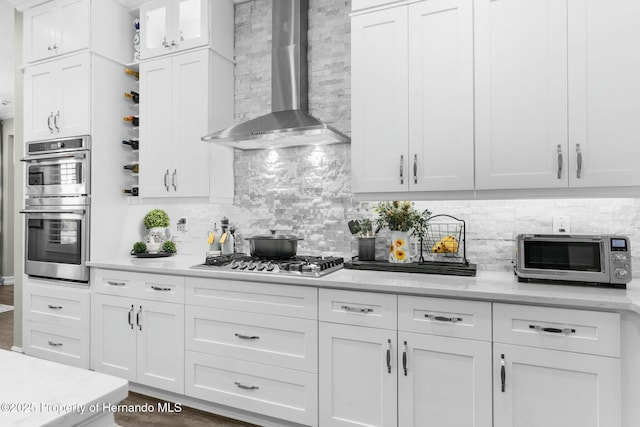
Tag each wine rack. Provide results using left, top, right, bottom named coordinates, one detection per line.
left=123, top=65, right=139, bottom=197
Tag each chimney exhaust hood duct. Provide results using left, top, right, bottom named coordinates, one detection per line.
left=201, top=0, right=350, bottom=150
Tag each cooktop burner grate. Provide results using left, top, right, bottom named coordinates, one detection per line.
left=192, top=254, right=344, bottom=277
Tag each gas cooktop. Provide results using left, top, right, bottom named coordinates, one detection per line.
left=191, top=254, right=344, bottom=277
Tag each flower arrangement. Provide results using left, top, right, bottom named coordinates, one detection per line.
left=143, top=209, right=170, bottom=229
left=375, top=201, right=430, bottom=233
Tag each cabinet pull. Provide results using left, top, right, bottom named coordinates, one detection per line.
left=150, top=285, right=171, bottom=292
left=386, top=339, right=392, bottom=374
left=172, top=169, right=177, bottom=190
left=128, top=305, right=134, bottom=330
left=235, top=333, right=260, bottom=340
left=399, top=155, right=404, bottom=184
left=53, top=110, right=60, bottom=131
left=47, top=112, right=54, bottom=132
left=47, top=45, right=54, bottom=52
left=529, top=325, right=576, bottom=335
left=402, top=341, right=408, bottom=376
left=162, top=37, right=169, bottom=48
left=341, top=305, right=373, bottom=313
left=557, top=145, right=563, bottom=179
left=164, top=169, right=170, bottom=191
left=136, top=305, right=142, bottom=331
left=576, top=144, right=583, bottom=179
left=234, top=381, right=259, bottom=391
left=413, top=154, right=418, bottom=184
left=500, top=354, right=506, bottom=392
left=425, top=314, right=462, bottom=323
left=47, top=304, right=62, bottom=310
left=107, top=280, right=126, bottom=287
left=48, top=341, right=63, bottom=347
left=170, top=40, right=177, bottom=47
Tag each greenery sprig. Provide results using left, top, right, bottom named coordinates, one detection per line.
left=374, top=201, right=431, bottom=233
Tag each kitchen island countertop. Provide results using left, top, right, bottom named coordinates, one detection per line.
left=88, top=254, right=640, bottom=315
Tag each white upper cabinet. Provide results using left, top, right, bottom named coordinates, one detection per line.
left=351, top=0, right=474, bottom=194
left=23, top=0, right=90, bottom=63
left=140, top=0, right=211, bottom=60
left=567, top=0, right=640, bottom=188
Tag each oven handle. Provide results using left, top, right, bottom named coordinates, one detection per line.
left=21, top=151, right=88, bottom=162
left=19, top=209, right=86, bottom=215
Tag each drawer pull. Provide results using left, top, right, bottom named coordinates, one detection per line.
left=47, top=304, right=63, bottom=310
left=500, top=354, right=506, bottom=392
left=235, top=333, right=260, bottom=340
left=48, top=341, right=62, bottom=347
left=426, top=314, right=463, bottom=323
left=529, top=325, right=576, bottom=335
left=402, top=341, right=408, bottom=376
left=341, top=305, right=374, bottom=314
left=107, top=280, right=126, bottom=287
left=151, top=285, right=172, bottom=292
left=128, top=305, right=134, bottom=330
left=386, top=339, right=392, bottom=374
left=234, top=381, right=259, bottom=391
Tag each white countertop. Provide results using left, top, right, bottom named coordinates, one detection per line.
left=0, top=350, right=128, bottom=426
left=88, top=254, right=640, bottom=315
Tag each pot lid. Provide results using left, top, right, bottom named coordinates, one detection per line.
left=246, top=230, right=304, bottom=241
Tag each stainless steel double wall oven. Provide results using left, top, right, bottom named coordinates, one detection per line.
left=21, top=136, right=91, bottom=282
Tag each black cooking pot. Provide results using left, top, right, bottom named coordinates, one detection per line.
left=245, top=230, right=304, bottom=258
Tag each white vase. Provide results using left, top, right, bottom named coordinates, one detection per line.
left=388, top=231, right=411, bottom=263
left=145, top=226, right=173, bottom=253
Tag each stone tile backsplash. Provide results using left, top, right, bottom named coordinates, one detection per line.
left=122, top=0, right=640, bottom=277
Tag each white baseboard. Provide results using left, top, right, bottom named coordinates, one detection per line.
left=11, top=346, right=23, bottom=353
left=1, top=276, right=14, bottom=285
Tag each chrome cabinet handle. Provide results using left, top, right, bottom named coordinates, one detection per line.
left=170, top=40, right=177, bottom=47
left=162, top=37, right=169, bottom=48
left=557, top=145, right=563, bottom=179
left=172, top=169, right=177, bottom=190
left=234, top=381, right=259, bottom=390
left=402, top=341, right=408, bottom=376
left=529, top=324, right=576, bottom=335
left=54, top=110, right=60, bottom=131
left=235, top=333, right=260, bottom=340
left=47, top=304, right=62, bottom=310
left=500, top=354, right=506, bottom=392
left=576, top=144, right=583, bottom=179
left=47, top=112, right=54, bottom=132
left=128, top=305, right=134, bottom=330
left=151, top=285, right=171, bottom=292
left=19, top=209, right=85, bottom=215
left=48, top=341, right=62, bottom=347
left=386, top=339, right=392, bottom=374
left=47, top=45, right=54, bottom=52
left=107, top=280, right=126, bottom=287
left=341, top=305, right=373, bottom=313
left=413, top=154, right=418, bottom=184
left=425, top=314, right=462, bottom=323
left=136, top=306, right=142, bottom=331
left=399, top=155, right=404, bottom=184
left=164, top=169, right=170, bottom=191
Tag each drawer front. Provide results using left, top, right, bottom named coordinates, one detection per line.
left=92, top=269, right=184, bottom=303
left=186, top=306, right=317, bottom=373
left=493, top=303, right=620, bottom=357
left=352, top=0, right=400, bottom=12
left=398, top=296, right=491, bottom=341
left=23, top=320, right=90, bottom=369
left=319, top=289, right=397, bottom=330
left=185, top=351, right=318, bottom=427
left=24, top=282, right=90, bottom=329
left=185, top=277, right=317, bottom=319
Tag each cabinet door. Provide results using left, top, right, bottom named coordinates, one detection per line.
left=351, top=7, right=409, bottom=193
left=567, top=0, right=640, bottom=187
left=408, top=0, right=474, bottom=191
left=55, top=53, right=91, bottom=138
left=140, top=0, right=172, bottom=59
left=172, top=49, right=210, bottom=197
left=475, top=0, right=568, bottom=190
left=57, top=0, right=90, bottom=57
left=494, top=343, right=621, bottom=427
left=398, top=332, right=492, bottom=427
left=175, top=0, right=208, bottom=52
left=137, top=300, right=184, bottom=394
left=139, top=56, right=173, bottom=197
left=319, top=323, right=397, bottom=427
left=91, top=294, right=137, bottom=381
left=23, top=3, right=57, bottom=63
left=24, top=62, right=57, bottom=141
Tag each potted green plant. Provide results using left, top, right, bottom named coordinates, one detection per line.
left=143, top=209, right=173, bottom=253
left=375, top=201, right=430, bottom=263
left=353, top=218, right=377, bottom=261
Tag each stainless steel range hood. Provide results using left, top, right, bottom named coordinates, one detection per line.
left=201, top=0, right=350, bottom=150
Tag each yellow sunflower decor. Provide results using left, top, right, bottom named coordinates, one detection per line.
left=388, top=231, right=411, bottom=263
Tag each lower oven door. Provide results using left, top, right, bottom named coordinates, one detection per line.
left=20, top=205, right=89, bottom=282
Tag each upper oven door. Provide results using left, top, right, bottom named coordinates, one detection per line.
left=23, top=149, right=90, bottom=197
left=517, top=234, right=608, bottom=282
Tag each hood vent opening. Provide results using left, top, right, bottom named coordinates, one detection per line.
left=201, top=0, right=350, bottom=150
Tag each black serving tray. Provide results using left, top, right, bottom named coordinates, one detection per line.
left=130, top=251, right=175, bottom=258
left=344, top=260, right=477, bottom=277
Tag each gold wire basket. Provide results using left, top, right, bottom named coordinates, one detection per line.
left=422, top=214, right=469, bottom=264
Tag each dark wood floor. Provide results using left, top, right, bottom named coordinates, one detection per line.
left=0, top=285, right=257, bottom=427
